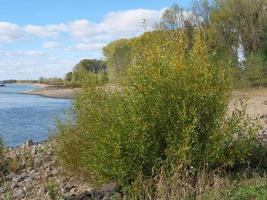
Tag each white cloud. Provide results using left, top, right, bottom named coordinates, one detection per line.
left=24, top=23, right=67, bottom=37
left=43, top=41, right=59, bottom=48
left=67, top=9, right=164, bottom=42
left=0, top=8, right=163, bottom=44
left=0, top=8, right=165, bottom=79
left=76, top=42, right=104, bottom=51
left=0, top=22, right=24, bottom=43
left=0, top=50, right=46, bottom=57
left=65, top=42, right=105, bottom=52
left=0, top=50, right=76, bottom=79
left=100, top=9, right=163, bottom=33
left=68, top=20, right=98, bottom=40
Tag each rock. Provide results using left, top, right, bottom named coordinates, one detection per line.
left=13, top=188, right=25, bottom=199
left=34, top=158, right=42, bottom=169
left=5, top=173, right=14, bottom=181
left=70, top=187, right=77, bottom=194
left=31, top=146, right=37, bottom=155
left=0, top=187, right=4, bottom=194
left=1, top=140, right=93, bottom=199
left=24, top=176, right=33, bottom=184
left=50, top=168, right=58, bottom=176
left=29, top=169, right=36, bottom=176
left=12, top=175, right=24, bottom=188
left=102, top=183, right=116, bottom=193
left=38, top=187, right=45, bottom=196
left=63, top=182, right=75, bottom=193
left=25, top=139, right=34, bottom=148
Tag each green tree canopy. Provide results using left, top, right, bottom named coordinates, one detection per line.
left=73, top=59, right=107, bottom=74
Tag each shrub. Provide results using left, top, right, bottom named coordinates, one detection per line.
left=0, top=138, right=9, bottom=180
left=56, top=32, right=261, bottom=198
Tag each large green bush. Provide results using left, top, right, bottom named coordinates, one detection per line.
left=56, top=32, right=261, bottom=197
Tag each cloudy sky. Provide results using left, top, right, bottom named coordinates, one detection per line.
left=0, top=0, right=190, bottom=80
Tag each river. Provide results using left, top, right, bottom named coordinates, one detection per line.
left=0, top=84, right=71, bottom=146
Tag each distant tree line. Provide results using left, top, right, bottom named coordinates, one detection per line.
left=5, top=0, right=267, bottom=89
left=63, top=59, right=108, bottom=87
left=3, top=59, right=108, bottom=87
left=3, top=79, right=38, bottom=84
left=38, top=59, right=108, bottom=87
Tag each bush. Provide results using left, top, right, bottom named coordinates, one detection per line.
left=56, top=32, right=261, bottom=198
left=0, top=138, right=9, bottom=180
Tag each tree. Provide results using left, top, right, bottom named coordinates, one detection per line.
left=103, top=39, right=133, bottom=81
left=64, top=72, right=72, bottom=82
left=210, top=0, right=267, bottom=57
left=158, top=3, right=188, bottom=30
left=73, top=59, right=107, bottom=74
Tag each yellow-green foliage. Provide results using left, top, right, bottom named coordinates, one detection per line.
left=56, top=31, right=262, bottom=197
left=0, top=138, right=8, bottom=180
left=63, top=59, right=108, bottom=87
left=103, top=39, right=133, bottom=82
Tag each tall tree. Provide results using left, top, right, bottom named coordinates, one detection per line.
left=73, top=59, right=107, bottom=74
left=210, top=0, right=267, bottom=57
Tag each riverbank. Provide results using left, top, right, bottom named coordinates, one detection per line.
left=1, top=87, right=266, bottom=199
left=0, top=140, right=119, bottom=200
left=22, top=85, right=78, bottom=99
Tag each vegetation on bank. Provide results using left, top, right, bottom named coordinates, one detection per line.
left=1, top=0, right=266, bottom=199
left=3, top=59, right=108, bottom=88
left=55, top=0, right=267, bottom=199
left=103, top=0, right=267, bottom=88
left=63, top=59, right=108, bottom=87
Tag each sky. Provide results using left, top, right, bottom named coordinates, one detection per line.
left=0, top=0, right=190, bottom=80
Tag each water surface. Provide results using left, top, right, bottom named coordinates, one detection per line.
left=0, top=84, right=71, bottom=146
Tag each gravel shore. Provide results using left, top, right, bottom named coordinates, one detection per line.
left=0, top=140, right=119, bottom=200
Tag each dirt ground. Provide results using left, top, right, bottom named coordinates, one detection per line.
left=232, top=87, right=267, bottom=130
left=232, top=88, right=267, bottom=116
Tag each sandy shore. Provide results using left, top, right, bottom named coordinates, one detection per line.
left=231, top=87, right=267, bottom=133
left=15, top=82, right=48, bottom=87
left=22, top=85, right=78, bottom=99
left=232, top=88, right=267, bottom=117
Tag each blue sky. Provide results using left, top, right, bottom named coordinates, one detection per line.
left=0, top=0, right=189, bottom=80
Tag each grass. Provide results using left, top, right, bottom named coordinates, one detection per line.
left=200, top=176, right=267, bottom=200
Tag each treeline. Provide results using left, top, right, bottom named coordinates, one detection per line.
left=63, top=59, right=108, bottom=87
left=3, top=80, right=38, bottom=84
left=3, top=59, right=109, bottom=87
left=103, top=0, right=267, bottom=88
left=7, top=0, right=267, bottom=89
left=39, top=59, right=108, bottom=87
left=56, top=0, right=267, bottom=199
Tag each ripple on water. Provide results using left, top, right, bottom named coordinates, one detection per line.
left=0, top=84, right=71, bottom=146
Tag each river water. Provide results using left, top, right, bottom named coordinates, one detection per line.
left=0, top=84, right=71, bottom=146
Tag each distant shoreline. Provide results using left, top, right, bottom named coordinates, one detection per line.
left=15, top=82, right=49, bottom=88
left=20, top=84, right=78, bottom=99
